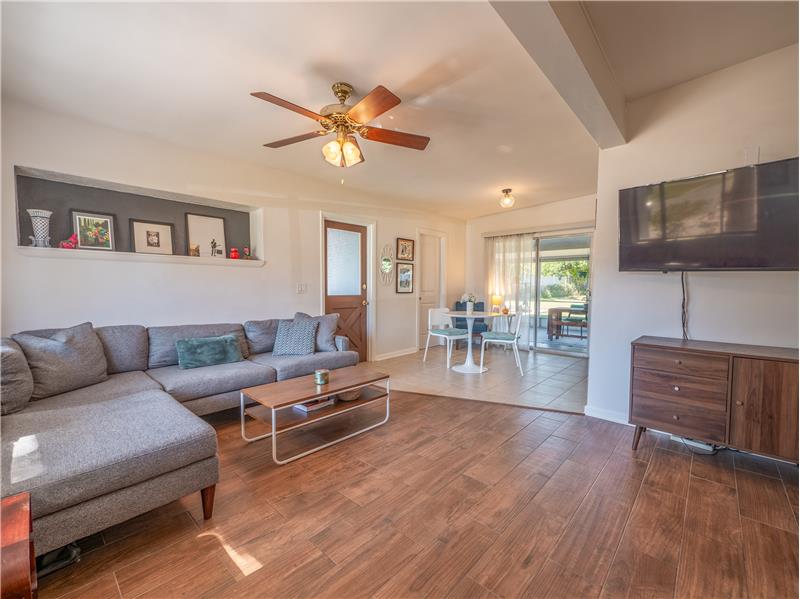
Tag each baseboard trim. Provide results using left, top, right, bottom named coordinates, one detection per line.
left=372, top=347, right=419, bottom=361
left=584, top=404, right=631, bottom=425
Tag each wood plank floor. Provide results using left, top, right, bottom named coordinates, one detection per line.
left=38, top=392, right=798, bottom=599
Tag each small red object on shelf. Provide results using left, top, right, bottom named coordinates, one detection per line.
left=58, top=233, right=78, bottom=249
left=229, top=248, right=240, bottom=259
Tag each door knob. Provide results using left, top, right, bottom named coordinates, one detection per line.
left=361, top=300, right=368, bottom=306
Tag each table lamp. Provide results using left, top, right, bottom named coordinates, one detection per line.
left=491, top=294, right=503, bottom=313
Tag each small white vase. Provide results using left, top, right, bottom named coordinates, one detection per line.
left=466, top=301, right=475, bottom=314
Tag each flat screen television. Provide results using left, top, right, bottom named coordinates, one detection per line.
left=619, top=157, right=798, bottom=271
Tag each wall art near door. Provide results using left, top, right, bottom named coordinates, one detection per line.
left=379, top=244, right=394, bottom=286
left=130, top=219, right=175, bottom=255
left=186, top=213, right=226, bottom=258
left=396, top=237, right=414, bottom=261
left=396, top=261, right=414, bottom=293
left=71, top=210, right=115, bottom=250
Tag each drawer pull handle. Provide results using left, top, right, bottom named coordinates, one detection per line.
left=735, top=400, right=744, bottom=406
left=672, top=415, right=680, bottom=420
left=673, top=385, right=680, bottom=392
left=675, top=359, right=682, bottom=365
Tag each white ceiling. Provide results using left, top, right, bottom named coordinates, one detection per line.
left=583, top=1, right=799, bottom=100
left=1, top=2, right=600, bottom=219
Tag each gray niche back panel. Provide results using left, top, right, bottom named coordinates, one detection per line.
left=16, top=175, right=251, bottom=255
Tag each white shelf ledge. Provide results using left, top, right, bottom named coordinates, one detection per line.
left=16, top=246, right=266, bottom=268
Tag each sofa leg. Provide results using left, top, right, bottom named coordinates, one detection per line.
left=201, top=485, right=216, bottom=520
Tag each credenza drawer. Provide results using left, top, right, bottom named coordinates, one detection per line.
left=633, top=347, right=729, bottom=380
left=631, top=394, right=727, bottom=443
left=632, top=368, right=728, bottom=409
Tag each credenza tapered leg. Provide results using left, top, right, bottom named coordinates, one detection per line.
left=632, top=425, right=646, bottom=450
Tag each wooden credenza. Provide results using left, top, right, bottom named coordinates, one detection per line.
left=630, top=336, right=799, bottom=462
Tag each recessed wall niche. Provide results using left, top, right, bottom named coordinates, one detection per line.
left=15, top=167, right=255, bottom=258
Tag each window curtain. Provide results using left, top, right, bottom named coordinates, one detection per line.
left=485, top=233, right=537, bottom=349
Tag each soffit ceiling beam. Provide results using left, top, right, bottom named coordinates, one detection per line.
left=491, top=1, right=627, bottom=149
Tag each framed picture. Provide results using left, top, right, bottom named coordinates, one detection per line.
left=70, top=210, right=115, bottom=251
left=186, top=213, right=226, bottom=258
left=396, top=237, right=415, bottom=261
left=396, top=261, right=414, bottom=293
left=130, top=219, right=175, bottom=255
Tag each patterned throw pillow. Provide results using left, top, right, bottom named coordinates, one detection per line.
left=273, top=319, right=319, bottom=356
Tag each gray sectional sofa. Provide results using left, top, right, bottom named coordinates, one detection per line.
left=1, top=317, right=358, bottom=556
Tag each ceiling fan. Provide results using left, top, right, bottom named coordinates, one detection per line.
left=250, top=82, right=430, bottom=168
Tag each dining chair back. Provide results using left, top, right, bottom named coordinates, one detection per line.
left=479, top=311, right=525, bottom=376
left=422, top=308, right=469, bottom=369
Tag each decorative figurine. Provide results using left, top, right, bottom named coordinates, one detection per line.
left=229, top=247, right=240, bottom=259
left=58, top=233, right=78, bottom=249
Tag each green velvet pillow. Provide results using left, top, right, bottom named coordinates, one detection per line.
left=176, top=335, right=243, bottom=369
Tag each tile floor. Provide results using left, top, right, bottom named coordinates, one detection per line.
left=377, top=344, right=588, bottom=413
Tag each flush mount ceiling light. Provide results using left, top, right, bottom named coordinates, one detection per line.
left=251, top=82, right=430, bottom=168
left=499, top=188, right=515, bottom=208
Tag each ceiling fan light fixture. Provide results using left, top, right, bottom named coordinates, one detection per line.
left=322, top=138, right=343, bottom=166
left=342, top=135, right=364, bottom=167
left=499, top=188, right=515, bottom=208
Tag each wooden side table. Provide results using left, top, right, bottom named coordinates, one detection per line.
left=1, top=492, right=37, bottom=599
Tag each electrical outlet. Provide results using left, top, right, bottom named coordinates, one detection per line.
left=296, top=283, right=307, bottom=294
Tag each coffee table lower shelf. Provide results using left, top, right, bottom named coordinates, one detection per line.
left=240, top=380, right=390, bottom=464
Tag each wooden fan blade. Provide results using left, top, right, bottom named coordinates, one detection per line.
left=360, top=126, right=430, bottom=150
left=347, top=86, right=401, bottom=124
left=263, top=131, right=328, bottom=148
left=251, top=91, right=327, bottom=123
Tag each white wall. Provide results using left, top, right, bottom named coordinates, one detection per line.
left=465, top=194, right=596, bottom=298
left=1, top=100, right=466, bottom=360
left=586, top=45, right=799, bottom=423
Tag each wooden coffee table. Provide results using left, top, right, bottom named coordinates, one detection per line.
left=240, top=364, right=390, bottom=465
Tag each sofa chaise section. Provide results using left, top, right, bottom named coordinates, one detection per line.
left=1, top=376, right=218, bottom=555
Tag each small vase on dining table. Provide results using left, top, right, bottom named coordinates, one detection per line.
left=466, top=301, right=474, bottom=314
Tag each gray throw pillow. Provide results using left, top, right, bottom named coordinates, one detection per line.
left=243, top=319, right=289, bottom=354
left=1, top=338, right=34, bottom=414
left=12, top=322, right=108, bottom=399
left=294, top=313, right=339, bottom=352
left=273, top=319, right=319, bottom=356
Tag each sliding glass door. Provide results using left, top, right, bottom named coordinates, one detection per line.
left=487, top=231, right=591, bottom=357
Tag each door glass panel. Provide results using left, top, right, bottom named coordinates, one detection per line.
left=327, top=227, right=361, bottom=296
left=533, top=234, right=591, bottom=355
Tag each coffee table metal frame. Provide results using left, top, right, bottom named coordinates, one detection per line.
left=240, top=376, right=390, bottom=465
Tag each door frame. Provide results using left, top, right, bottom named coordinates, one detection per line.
left=319, top=211, right=377, bottom=362
left=415, top=227, right=448, bottom=351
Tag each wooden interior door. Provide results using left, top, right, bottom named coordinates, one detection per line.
left=418, top=233, right=442, bottom=348
left=730, top=357, right=798, bottom=460
left=324, top=220, right=367, bottom=361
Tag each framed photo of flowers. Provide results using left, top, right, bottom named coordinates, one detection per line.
left=70, top=210, right=116, bottom=251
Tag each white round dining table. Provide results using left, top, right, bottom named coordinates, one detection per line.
left=448, top=311, right=514, bottom=374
